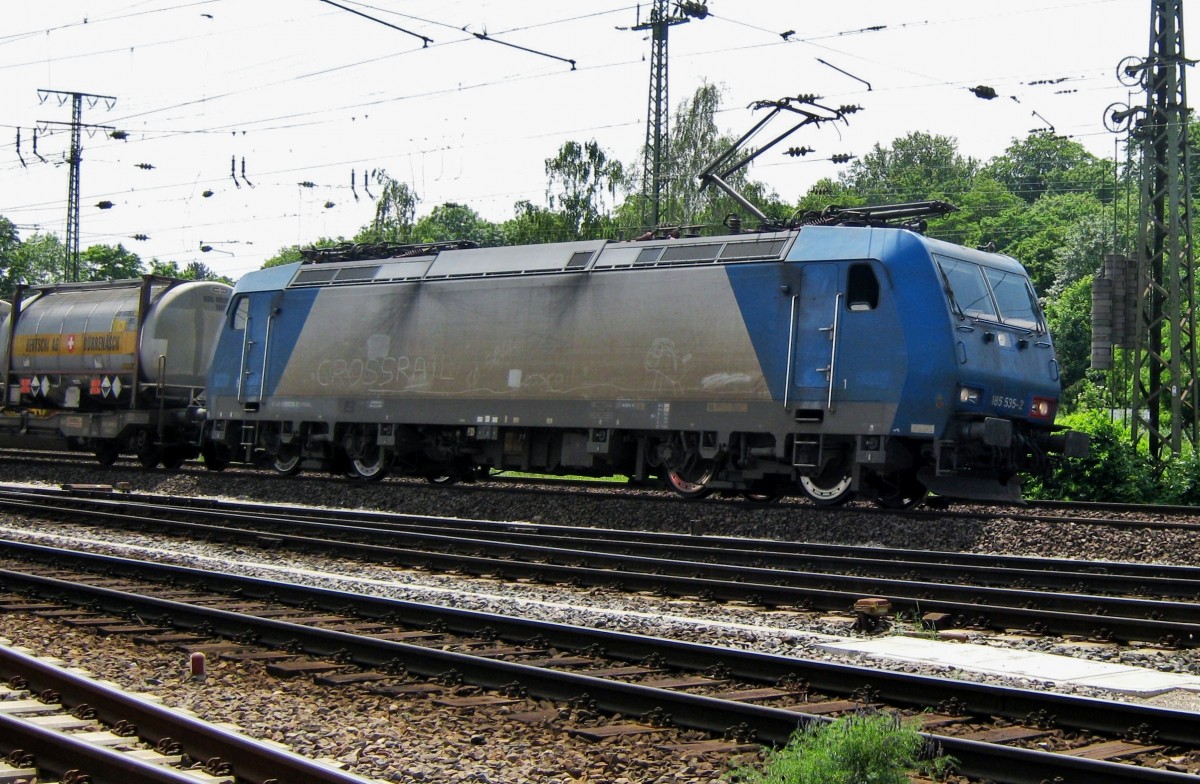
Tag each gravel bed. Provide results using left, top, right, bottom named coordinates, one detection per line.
left=0, top=614, right=725, bottom=783
left=1, top=458, right=1199, bottom=779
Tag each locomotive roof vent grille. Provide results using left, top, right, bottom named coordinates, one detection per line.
left=634, top=247, right=663, bottom=265
left=659, top=243, right=722, bottom=264
left=292, top=268, right=339, bottom=286
left=719, top=239, right=788, bottom=260
left=334, top=265, right=381, bottom=282
left=565, top=251, right=593, bottom=270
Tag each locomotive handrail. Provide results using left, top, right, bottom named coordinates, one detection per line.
left=820, top=293, right=842, bottom=412
left=237, top=313, right=251, bottom=403
left=259, top=309, right=275, bottom=402
left=783, top=294, right=799, bottom=410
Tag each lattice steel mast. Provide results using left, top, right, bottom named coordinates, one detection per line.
left=631, top=1, right=706, bottom=228
left=1124, top=0, right=1196, bottom=460
left=37, top=89, right=116, bottom=282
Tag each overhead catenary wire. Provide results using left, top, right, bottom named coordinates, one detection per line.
left=0, top=1, right=1145, bottom=277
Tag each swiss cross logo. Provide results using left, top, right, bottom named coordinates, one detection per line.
left=66, top=334, right=76, bottom=352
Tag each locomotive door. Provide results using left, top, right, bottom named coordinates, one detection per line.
left=789, top=263, right=842, bottom=410
left=233, top=292, right=275, bottom=408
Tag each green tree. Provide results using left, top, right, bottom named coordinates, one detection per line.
left=412, top=202, right=505, bottom=247
left=80, top=243, right=144, bottom=281
left=993, top=192, right=1106, bottom=293
left=794, top=178, right=866, bottom=218
left=357, top=171, right=418, bottom=243
left=1043, top=276, right=1094, bottom=397
left=501, top=200, right=573, bottom=245
left=985, top=131, right=1115, bottom=204
left=1047, top=211, right=1126, bottom=297
left=0, top=217, right=22, bottom=298
left=262, top=245, right=309, bottom=269
left=3, top=232, right=63, bottom=296
left=930, top=172, right=1024, bottom=248
left=840, top=131, right=978, bottom=205
left=622, top=82, right=786, bottom=232
left=545, top=140, right=627, bottom=240
left=149, top=259, right=232, bottom=284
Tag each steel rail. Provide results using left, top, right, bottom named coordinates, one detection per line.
left=0, top=544, right=1197, bottom=783
left=9, top=456, right=1200, bottom=531
left=0, top=712, right=203, bottom=784
left=0, top=644, right=372, bottom=784
left=2, top=492, right=1196, bottom=646
left=9, top=486, right=1197, bottom=591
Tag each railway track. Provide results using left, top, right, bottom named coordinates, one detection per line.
left=0, top=632, right=371, bottom=784
left=0, top=540, right=1197, bottom=783
left=2, top=484, right=1197, bottom=648
left=6, top=446, right=1200, bottom=533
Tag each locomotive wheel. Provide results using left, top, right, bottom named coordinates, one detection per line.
left=160, top=449, right=186, bottom=471
left=798, top=473, right=854, bottom=506
left=201, top=442, right=230, bottom=472
left=94, top=441, right=119, bottom=467
left=664, top=461, right=716, bottom=500
left=272, top=452, right=303, bottom=476
left=349, top=447, right=389, bottom=482
left=425, top=474, right=459, bottom=486
left=873, top=472, right=928, bottom=510
left=741, top=491, right=782, bottom=504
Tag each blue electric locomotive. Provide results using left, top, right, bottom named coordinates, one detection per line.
left=202, top=206, right=1085, bottom=506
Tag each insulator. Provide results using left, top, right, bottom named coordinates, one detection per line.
left=299, top=181, right=316, bottom=188
left=830, top=154, right=854, bottom=164
left=110, top=130, right=128, bottom=140
left=96, top=201, right=114, bottom=209
left=970, top=85, right=998, bottom=100
left=785, top=146, right=814, bottom=157
left=132, top=234, right=149, bottom=241
left=135, top=163, right=155, bottom=170
left=202, top=190, right=214, bottom=198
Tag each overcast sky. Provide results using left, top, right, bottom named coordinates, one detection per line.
left=0, top=1, right=1172, bottom=279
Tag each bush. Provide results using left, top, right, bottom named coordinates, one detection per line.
left=1159, top=451, right=1200, bottom=505
left=1029, top=408, right=1156, bottom=502
left=726, top=713, right=954, bottom=784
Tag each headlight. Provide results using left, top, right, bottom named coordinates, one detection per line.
left=1029, top=397, right=1057, bottom=420
left=958, top=386, right=982, bottom=405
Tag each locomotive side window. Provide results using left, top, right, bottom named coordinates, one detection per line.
left=231, top=296, right=250, bottom=330
left=985, top=267, right=1044, bottom=332
left=936, top=257, right=996, bottom=321
left=846, top=263, right=879, bottom=311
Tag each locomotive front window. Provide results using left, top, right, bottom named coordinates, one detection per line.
left=936, top=257, right=996, bottom=321
left=985, top=267, right=1043, bottom=332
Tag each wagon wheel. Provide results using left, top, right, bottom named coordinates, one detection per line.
left=137, top=449, right=162, bottom=469
left=873, top=471, right=927, bottom=510
left=798, top=472, right=854, bottom=507
left=94, top=441, right=119, bottom=467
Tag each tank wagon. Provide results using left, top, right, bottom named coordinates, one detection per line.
left=204, top=211, right=1086, bottom=506
left=0, top=276, right=232, bottom=467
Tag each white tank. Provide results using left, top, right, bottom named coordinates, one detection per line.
left=1, top=279, right=231, bottom=407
